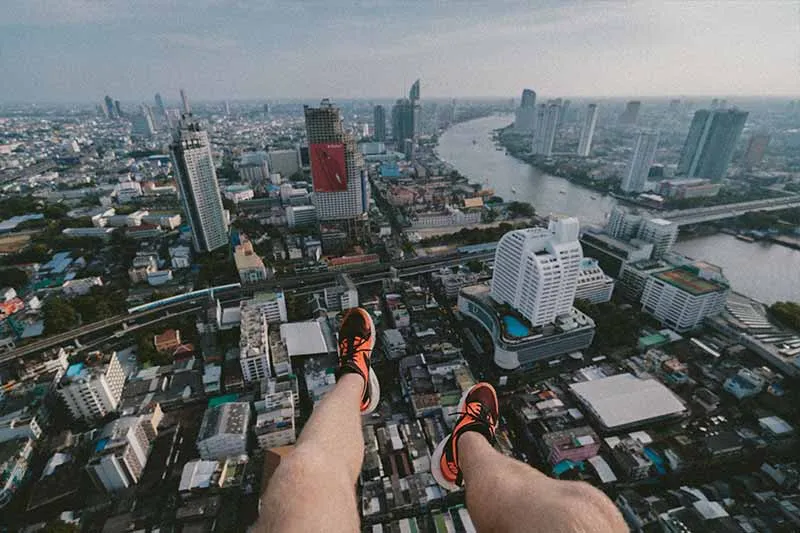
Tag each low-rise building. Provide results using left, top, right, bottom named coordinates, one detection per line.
left=723, top=368, right=765, bottom=399
left=286, top=205, right=317, bottom=228
left=169, top=245, right=192, bottom=269
left=254, top=385, right=296, bottom=449
left=196, top=402, right=251, bottom=460
left=86, top=415, right=159, bottom=492
left=154, top=329, right=181, bottom=353
left=234, top=241, right=270, bottom=284
left=0, top=437, right=34, bottom=508
left=382, top=329, right=407, bottom=359
left=239, top=300, right=272, bottom=383
left=323, top=274, right=359, bottom=311
left=641, top=264, right=729, bottom=332
left=61, top=276, right=103, bottom=297
left=574, top=258, right=615, bottom=304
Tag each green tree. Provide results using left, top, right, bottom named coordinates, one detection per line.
left=507, top=201, right=535, bottom=218
left=2, top=267, right=29, bottom=290
left=41, top=521, right=80, bottom=533
left=769, top=301, right=800, bottom=331
left=43, top=297, right=79, bottom=334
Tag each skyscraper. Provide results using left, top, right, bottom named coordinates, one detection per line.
left=132, top=104, right=156, bottom=138
left=373, top=105, right=387, bottom=142
left=409, top=80, right=421, bottom=139
left=619, top=101, right=641, bottom=125
left=621, top=131, right=659, bottom=193
left=490, top=218, right=583, bottom=327
left=154, top=93, right=166, bottom=118
left=532, top=102, right=560, bottom=156
left=104, top=95, right=116, bottom=119
left=180, top=88, right=191, bottom=115
left=577, top=104, right=599, bottom=157
left=114, top=100, right=123, bottom=118
left=514, top=88, right=537, bottom=133
left=677, top=109, right=748, bottom=181
left=742, top=133, right=770, bottom=167
left=170, top=116, right=229, bottom=252
left=304, top=100, right=368, bottom=221
left=391, top=99, right=415, bottom=144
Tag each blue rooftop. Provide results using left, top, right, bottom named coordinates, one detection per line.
left=95, top=437, right=109, bottom=452
left=65, top=363, right=84, bottom=378
left=380, top=163, right=401, bottom=178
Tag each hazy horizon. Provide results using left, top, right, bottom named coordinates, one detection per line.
left=3, top=1, right=798, bottom=103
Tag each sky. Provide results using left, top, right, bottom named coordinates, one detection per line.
left=1, top=1, right=798, bottom=103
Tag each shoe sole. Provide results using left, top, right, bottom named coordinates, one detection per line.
left=361, top=311, right=380, bottom=416
left=430, top=384, right=499, bottom=491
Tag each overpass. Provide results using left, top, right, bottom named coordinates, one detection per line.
left=661, top=196, right=800, bottom=226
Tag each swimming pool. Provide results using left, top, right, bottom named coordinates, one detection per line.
left=503, top=315, right=530, bottom=337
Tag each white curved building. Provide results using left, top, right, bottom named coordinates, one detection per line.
left=491, top=218, right=583, bottom=327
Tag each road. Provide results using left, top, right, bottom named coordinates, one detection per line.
left=1, top=250, right=494, bottom=366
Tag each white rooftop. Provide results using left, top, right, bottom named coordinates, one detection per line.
left=569, top=373, right=686, bottom=430
left=280, top=321, right=330, bottom=357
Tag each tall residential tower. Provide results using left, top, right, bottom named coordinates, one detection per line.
left=170, top=116, right=229, bottom=252
left=532, top=102, right=561, bottom=156
left=514, top=88, right=537, bottom=133
left=304, top=100, right=368, bottom=222
left=678, top=109, right=748, bottom=181
left=491, top=218, right=583, bottom=327
left=577, top=104, right=599, bottom=157
left=373, top=105, right=387, bottom=142
left=621, top=131, right=659, bottom=193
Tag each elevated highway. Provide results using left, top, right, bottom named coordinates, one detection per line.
left=661, top=196, right=800, bottom=226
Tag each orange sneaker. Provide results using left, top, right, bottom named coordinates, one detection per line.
left=336, top=307, right=380, bottom=414
left=431, top=382, right=499, bottom=490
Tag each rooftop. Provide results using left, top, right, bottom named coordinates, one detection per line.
left=569, top=373, right=687, bottom=431
left=280, top=321, right=330, bottom=357
left=654, top=266, right=728, bottom=296
left=197, top=402, right=250, bottom=441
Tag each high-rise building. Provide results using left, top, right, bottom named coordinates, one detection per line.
left=490, top=217, right=583, bottom=327
left=104, top=95, right=116, bottom=119
left=409, top=80, right=421, bottom=139
left=170, top=116, right=229, bottom=252
left=514, top=88, right=537, bottom=133
left=391, top=98, right=415, bottom=144
left=239, top=299, right=273, bottom=383
left=577, top=104, right=599, bottom=157
left=304, top=100, right=368, bottom=221
left=57, top=352, right=126, bottom=422
left=373, top=105, right=387, bottom=142
left=180, top=88, right=191, bottom=114
left=677, top=109, right=748, bottom=181
left=636, top=218, right=678, bottom=259
left=154, top=93, right=166, bottom=117
left=742, top=132, right=770, bottom=168
left=224, top=100, right=230, bottom=116
left=409, top=79, right=420, bottom=102
left=621, top=131, right=659, bottom=193
left=114, top=100, right=123, bottom=118
left=558, top=99, right=572, bottom=128
left=131, top=104, right=156, bottom=138
left=532, top=102, right=561, bottom=156
left=606, top=206, right=643, bottom=240
left=619, top=101, right=641, bottom=125
left=641, top=265, right=729, bottom=332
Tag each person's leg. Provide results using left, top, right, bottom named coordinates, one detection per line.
left=459, top=432, right=627, bottom=533
left=261, top=373, right=364, bottom=533
left=260, top=308, right=380, bottom=533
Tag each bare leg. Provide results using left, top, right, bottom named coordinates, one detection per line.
left=260, top=373, right=364, bottom=533
left=459, top=432, right=627, bottom=533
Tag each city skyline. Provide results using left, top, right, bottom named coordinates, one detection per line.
left=3, top=2, right=798, bottom=102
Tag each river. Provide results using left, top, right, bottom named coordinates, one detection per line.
left=436, top=114, right=800, bottom=304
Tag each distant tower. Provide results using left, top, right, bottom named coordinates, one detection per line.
left=532, top=102, right=560, bottom=156
left=678, top=109, right=748, bottom=182
left=154, top=93, right=166, bottom=118
left=391, top=99, right=415, bottom=145
left=180, top=89, right=191, bottom=115
left=621, top=131, right=659, bottom=193
left=224, top=101, right=230, bottom=116
left=132, top=104, right=156, bottom=138
left=619, top=101, right=641, bottom=125
left=170, top=116, right=229, bottom=252
left=104, top=95, right=116, bottom=119
left=514, top=89, right=537, bottom=133
left=490, top=218, right=583, bottom=327
left=373, top=105, right=387, bottom=142
left=304, top=100, right=368, bottom=222
left=114, top=100, right=123, bottom=118
left=409, top=79, right=421, bottom=138
left=577, top=104, right=599, bottom=157
left=742, top=133, right=770, bottom=168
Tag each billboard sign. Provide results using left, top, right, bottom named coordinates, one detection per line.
left=310, top=143, right=347, bottom=192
